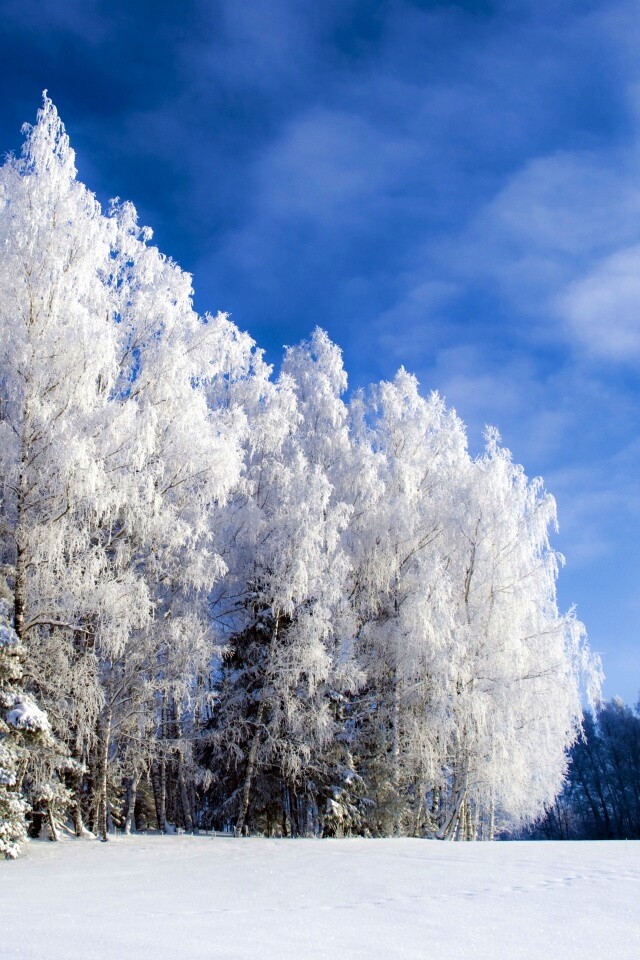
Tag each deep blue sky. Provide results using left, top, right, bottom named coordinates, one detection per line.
left=2, top=0, right=639, bottom=702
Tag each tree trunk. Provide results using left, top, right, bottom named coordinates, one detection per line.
left=46, top=803, right=59, bottom=842
left=123, top=774, right=140, bottom=834
left=72, top=768, right=86, bottom=836
left=96, top=709, right=112, bottom=841
left=13, top=540, right=28, bottom=643
left=412, top=780, right=425, bottom=837
left=151, top=759, right=167, bottom=833
left=488, top=798, right=495, bottom=841
left=281, top=784, right=288, bottom=837
left=189, top=782, right=198, bottom=833
left=177, top=756, right=194, bottom=832
left=287, top=786, right=297, bottom=837
left=13, top=394, right=33, bottom=643
left=235, top=699, right=266, bottom=836
left=391, top=679, right=402, bottom=836
left=235, top=612, right=281, bottom=836
left=438, top=766, right=469, bottom=840
left=464, top=798, right=473, bottom=840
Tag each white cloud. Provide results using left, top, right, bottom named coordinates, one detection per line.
left=437, top=143, right=640, bottom=361
left=369, top=280, right=459, bottom=361
left=257, top=108, right=418, bottom=225
left=557, top=245, right=640, bottom=360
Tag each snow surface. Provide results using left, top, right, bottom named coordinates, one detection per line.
left=1, top=835, right=637, bottom=959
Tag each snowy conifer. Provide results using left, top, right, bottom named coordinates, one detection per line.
left=0, top=601, right=53, bottom=857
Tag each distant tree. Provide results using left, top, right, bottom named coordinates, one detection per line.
left=532, top=697, right=640, bottom=840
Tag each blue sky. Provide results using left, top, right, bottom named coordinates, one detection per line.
left=2, top=0, right=639, bottom=702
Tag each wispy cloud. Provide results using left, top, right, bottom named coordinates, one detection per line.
left=558, top=245, right=640, bottom=359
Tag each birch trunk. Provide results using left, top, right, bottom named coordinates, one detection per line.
left=46, top=803, right=59, bottom=842
left=177, top=756, right=194, bottom=832
left=72, top=768, right=86, bottom=837
left=412, top=779, right=425, bottom=837
left=13, top=395, right=33, bottom=642
left=123, top=774, right=140, bottom=834
left=96, top=708, right=112, bottom=842
left=235, top=698, right=266, bottom=836
left=151, top=759, right=167, bottom=833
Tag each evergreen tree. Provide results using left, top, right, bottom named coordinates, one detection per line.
left=0, top=601, right=52, bottom=857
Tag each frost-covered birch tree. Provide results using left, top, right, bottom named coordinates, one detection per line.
left=430, top=429, right=601, bottom=839
left=83, top=202, right=250, bottom=838
left=0, top=96, right=249, bottom=844
left=343, top=371, right=467, bottom=835
left=340, top=372, right=599, bottom=838
left=0, top=96, right=127, bottom=845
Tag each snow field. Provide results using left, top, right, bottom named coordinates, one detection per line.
left=1, top=835, right=637, bottom=960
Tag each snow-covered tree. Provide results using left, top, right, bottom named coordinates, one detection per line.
left=279, top=330, right=364, bottom=834
left=0, top=96, right=250, bottom=843
left=0, top=600, right=54, bottom=857
left=341, top=373, right=599, bottom=838
left=342, top=371, right=467, bottom=835
left=208, top=333, right=354, bottom=836
left=0, top=96, right=126, bottom=843
left=431, top=430, right=601, bottom=838
left=82, top=203, right=251, bottom=838
left=0, top=95, right=118, bottom=647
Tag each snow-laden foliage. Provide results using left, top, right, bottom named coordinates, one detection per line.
left=0, top=600, right=61, bottom=857
left=0, top=97, right=600, bottom=853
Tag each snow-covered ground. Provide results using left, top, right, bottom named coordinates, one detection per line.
left=1, top=835, right=637, bottom=959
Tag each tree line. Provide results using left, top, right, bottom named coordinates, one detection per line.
left=525, top=697, right=640, bottom=840
left=0, top=97, right=600, bottom=858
